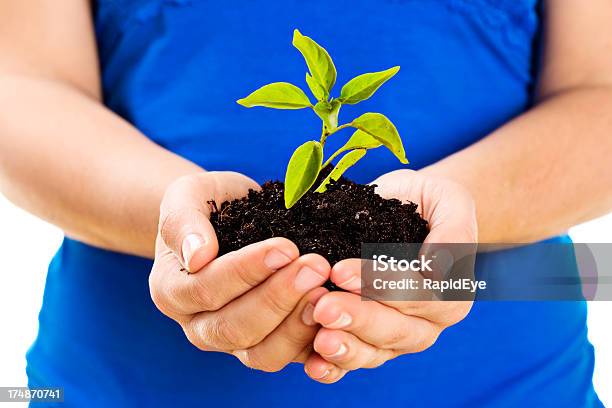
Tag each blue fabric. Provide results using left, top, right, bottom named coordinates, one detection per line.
left=27, top=1, right=602, bottom=406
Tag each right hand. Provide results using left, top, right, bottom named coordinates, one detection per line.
left=149, top=171, right=331, bottom=372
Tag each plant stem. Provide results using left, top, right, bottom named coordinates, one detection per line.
left=320, top=122, right=353, bottom=167
left=332, top=123, right=352, bottom=134
left=322, top=147, right=345, bottom=168
left=323, top=122, right=351, bottom=142
left=320, top=125, right=329, bottom=146
left=320, top=120, right=351, bottom=145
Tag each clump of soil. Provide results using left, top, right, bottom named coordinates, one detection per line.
left=209, top=171, right=429, bottom=290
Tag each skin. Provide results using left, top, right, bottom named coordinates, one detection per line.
left=421, top=0, right=612, bottom=243
left=150, top=172, right=333, bottom=370
left=301, top=171, right=477, bottom=382
left=1, top=0, right=611, bottom=382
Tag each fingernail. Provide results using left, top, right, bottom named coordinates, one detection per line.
left=325, top=343, right=348, bottom=359
left=182, top=234, right=205, bottom=271
left=325, top=312, right=352, bottom=329
left=312, top=368, right=330, bottom=380
left=264, top=249, right=293, bottom=270
left=301, top=303, right=316, bottom=326
left=295, top=266, right=325, bottom=292
left=337, top=275, right=361, bottom=291
left=332, top=262, right=361, bottom=291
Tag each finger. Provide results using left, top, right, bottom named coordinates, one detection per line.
left=151, top=237, right=299, bottom=316
left=159, top=172, right=259, bottom=272
left=304, top=353, right=349, bottom=384
left=331, top=258, right=432, bottom=301
left=160, top=208, right=218, bottom=273
left=313, top=328, right=394, bottom=370
left=293, top=345, right=314, bottom=364
left=329, top=258, right=362, bottom=293
left=232, top=287, right=328, bottom=372
left=420, top=233, right=478, bottom=303
left=187, top=253, right=331, bottom=351
left=372, top=172, right=477, bottom=244
left=418, top=179, right=477, bottom=296
left=421, top=177, right=477, bottom=244
left=329, top=258, right=470, bottom=324
left=313, top=291, right=440, bottom=351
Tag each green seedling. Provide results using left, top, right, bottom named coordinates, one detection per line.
left=237, top=29, right=408, bottom=208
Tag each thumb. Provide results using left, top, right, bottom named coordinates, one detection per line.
left=159, top=207, right=219, bottom=273
left=157, top=171, right=258, bottom=272
left=158, top=174, right=221, bottom=272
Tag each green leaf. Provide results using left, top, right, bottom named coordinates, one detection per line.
left=315, top=149, right=367, bottom=193
left=237, top=82, right=312, bottom=109
left=351, top=113, right=408, bottom=163
left=313, top=99, right=341, bottom=132
left=341, top=129, right=383, bottom=151
left=339, top=66, right=400, bottom=105
left=306, top=73, right=326, bottom=101
left=284, top=140, right=323, bottom=208
left=322, top=130, right=382, bottom=168
left=292, top=29, right=336, bottom=98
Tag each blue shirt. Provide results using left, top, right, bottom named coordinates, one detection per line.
left=27, top=1, right=602, bottom=406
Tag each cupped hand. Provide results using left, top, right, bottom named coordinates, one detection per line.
left=149, top=171, right=331, bottom=372
left=303, top=169, right=478, bottom=383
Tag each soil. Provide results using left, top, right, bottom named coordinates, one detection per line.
left=209, top=169, right=429, bottom=290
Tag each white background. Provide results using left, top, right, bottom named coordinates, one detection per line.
left=0, top=193, right=610, bottom=406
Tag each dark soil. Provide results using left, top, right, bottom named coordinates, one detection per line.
left=209, top=170, right=429, bottom=290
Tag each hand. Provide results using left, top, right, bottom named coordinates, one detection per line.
left=302, top=169, right=478, bottom=383
left=149, top=171, right=331, bottom=372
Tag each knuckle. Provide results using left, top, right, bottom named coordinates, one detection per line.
left=183, top=319, right=212, bottom=351
left=284, top=325, right=313, bottom=349
left=148, top=269, right=174, bottom=317
left=395, top=301, right=421, bottom=315
left=159, top=205, right=208, bottom=252
left=352, top=301, right=377, bottom=333
left=260, top=283, right=295, bottom=317
left=224, top=251, right=261, bottom=287
left=406, top=301, right=447, bottom=320
left=159, top=209, right=182, bottom=247
left=379, top=326, right=409, bottom=350
left=411, top=328, right=439, bottom=353
left=148, top=268, right=163, bottom=300
left=149, top=286, right=168, bottom=315
left=212, top=315, right=253, bottom=350
left=345, top=346, right=382, bottom=370
left=187, top=277, right=220, bottom=312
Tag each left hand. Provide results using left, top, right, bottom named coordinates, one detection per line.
left=302, top=169, right=478, bottom=383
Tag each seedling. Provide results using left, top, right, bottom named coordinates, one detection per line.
left=237, top=29, right=408, bottom=208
